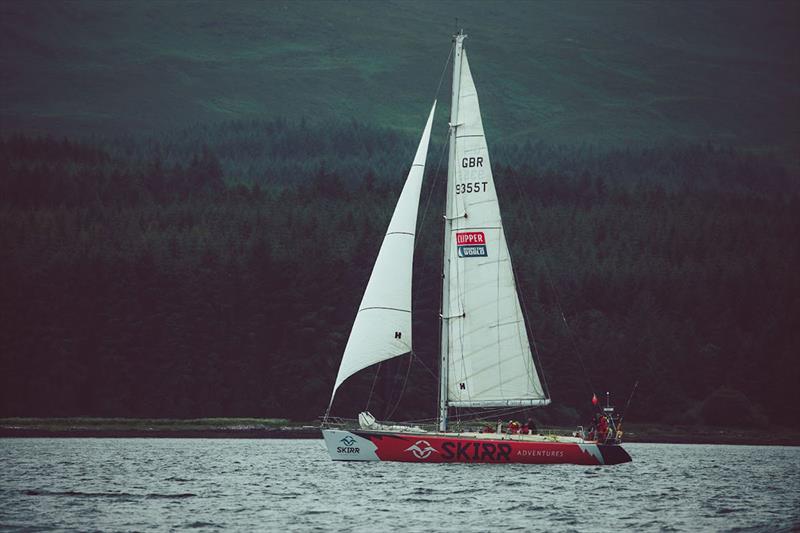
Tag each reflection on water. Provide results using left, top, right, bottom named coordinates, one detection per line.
left=1, top=439, right=798, bottom=531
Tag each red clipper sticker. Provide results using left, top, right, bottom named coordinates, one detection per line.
left=456, top=231, right=488, bottom=258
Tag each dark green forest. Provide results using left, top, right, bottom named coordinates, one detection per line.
left=1, top=121, right=798, bottom=427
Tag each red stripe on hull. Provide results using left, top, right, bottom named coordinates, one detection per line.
left=353, top=431, right=627, bottom=465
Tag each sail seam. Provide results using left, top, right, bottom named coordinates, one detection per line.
left=358, top=306, right=411, bottom=313
left=489, top=319, right=524, bottom=329
left=455, top=134, right=483, bottom=139
left=449, top=225, right=501, bottom=231
left=385, top=231, right=414, bottom=237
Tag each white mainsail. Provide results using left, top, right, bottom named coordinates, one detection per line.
left=442, top=43, right=549, bottom=409
left=329, top=102, right=437, bottom=408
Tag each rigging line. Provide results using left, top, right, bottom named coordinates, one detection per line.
left=392, top=406, right=532, bottom=426
left=560, top=308, right=596, bottom=394
left=385, top=351, right=416, bottom=420
left=448, top=406, right=529, bottom=423
left=506, top=170, right=596, bottom=396
left=514, top=263, right=551, bottom=398
left=406, top=143, right=448, bottom=420
left=415, top=40, right=454, bottom=246
left=415, top=132, right=449, bottom=251
left=496, top=230, right=504, bottom=398
left=408, top=136, right=448, bottom=412
left=397, top=416, right=438, bottom=425
left=434, top=41, right=455, bottom=103
left=386, top=45, right=452, bottom=426
left=493, top=178, right=551, bottom=398
left=364, top=362, right=382, bottom=412
left=494, top=185, right=551, bottom=398
left=618, top=380, right=639, bottom=427
left=431, top=41, right=456, bottom=428
left=412, top=351, right=439, bottom=382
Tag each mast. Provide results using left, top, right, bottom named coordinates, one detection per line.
left=439, top=30, right=466, bottom=432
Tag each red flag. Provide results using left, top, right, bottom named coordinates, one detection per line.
left=592, top=394, right=598, bottom=406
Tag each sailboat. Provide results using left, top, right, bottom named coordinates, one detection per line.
left=321, top=31, right=632, bottom=465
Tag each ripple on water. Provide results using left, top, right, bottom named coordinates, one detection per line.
left=21, top=489, right=197, bottom=500
left=179, top=521, right=221, bottom=529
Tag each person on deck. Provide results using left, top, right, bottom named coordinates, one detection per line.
left=587, top=413, right=599, bottom=440
left=597, top=414, right=609, bottom=442
left=525, top=418, right=537, bottom=435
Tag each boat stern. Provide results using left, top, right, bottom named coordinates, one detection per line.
left=598, top=443, right=633, bottom=465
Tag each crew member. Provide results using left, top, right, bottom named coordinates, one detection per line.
left=587, top=413, right=599, bottom=440
left=597, top=414, right=609, bottom=442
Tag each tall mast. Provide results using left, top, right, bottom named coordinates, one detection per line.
left=439, top=30, right=466, bottom=432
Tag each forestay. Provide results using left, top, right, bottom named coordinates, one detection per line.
left=444, top=49, right=549, bottom=408
left=329, top=102, right=437, bottom=407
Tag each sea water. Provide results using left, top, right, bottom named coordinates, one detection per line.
left=1, top=439, right=798, bottom=531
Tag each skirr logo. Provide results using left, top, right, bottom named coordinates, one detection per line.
left=340, top=436, right=356, bottom=447
left=405, top=440, right=438, bottom=459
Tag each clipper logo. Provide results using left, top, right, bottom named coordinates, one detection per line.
left=405, top=440, right=438, bottom=459
left=456, top=232, right=488, bottom=258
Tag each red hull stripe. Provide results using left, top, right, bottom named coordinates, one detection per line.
left=353, top=431, right=630, bottom=465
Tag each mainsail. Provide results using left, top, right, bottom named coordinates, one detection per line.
left=329, top=102, right=437, bottom=407
left=442, top=38, right=549, bottom=411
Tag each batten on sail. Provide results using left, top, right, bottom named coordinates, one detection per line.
left=328, top=102, right=437, bottom=407
left=443, top=46, right=549, bottom=411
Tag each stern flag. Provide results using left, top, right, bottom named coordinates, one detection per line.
left=592, top=393, right=598, bottom=406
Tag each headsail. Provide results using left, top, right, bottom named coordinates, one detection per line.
left=329, top=102, right=437, bottom=408
left=443, top=44, right=549, bottom=409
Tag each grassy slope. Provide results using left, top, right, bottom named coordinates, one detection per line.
left=0, top=0, right=797, bottom=161
left=0, top=417, right=293, bottom=430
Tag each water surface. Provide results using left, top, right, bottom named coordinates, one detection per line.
left=1, top=439, right=798, bottom=531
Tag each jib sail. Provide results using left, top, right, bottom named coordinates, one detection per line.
left=328, top=102, right=436, bottom=408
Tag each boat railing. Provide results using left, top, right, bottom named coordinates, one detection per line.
left=319, top=416, right=355, bottom=429
left=322, top=415, right=624, bottom=444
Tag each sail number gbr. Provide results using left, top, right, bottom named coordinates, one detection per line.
left=457, top=157, right=488, bottom=194
left=456, top=181, right=489, bottom=195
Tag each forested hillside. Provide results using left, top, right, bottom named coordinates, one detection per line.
left=2, top=1, right=798, bottom=164
left=1, top=121, right=798, bottom=426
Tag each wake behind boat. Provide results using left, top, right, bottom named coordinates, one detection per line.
left=322, top=31, right=631, bottom=466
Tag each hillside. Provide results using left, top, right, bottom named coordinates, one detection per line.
left=1, top=1, right=799, bottom=428
left=1, top=130, right=798, bottom=425
left=1, top=0, right=798, bottom=163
